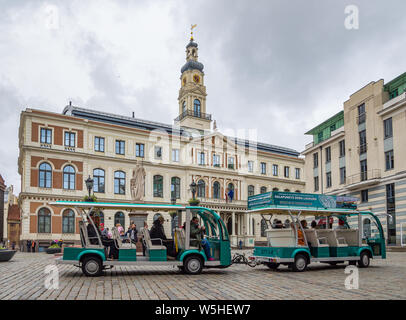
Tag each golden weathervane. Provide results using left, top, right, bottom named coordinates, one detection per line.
left=190, top=24, right=197, bottom=41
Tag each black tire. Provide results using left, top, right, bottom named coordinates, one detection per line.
left=266, top=262, right=280, bottom=270
left=358, top=251, right=370, bottom=268
left=82, top=256, right=103, bottom=277
left=292, top=254, right=308, bottom=272
left=183, top=255, right=203, bottom=275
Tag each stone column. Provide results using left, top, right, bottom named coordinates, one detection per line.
left=232, top=212, right=235, bottom=236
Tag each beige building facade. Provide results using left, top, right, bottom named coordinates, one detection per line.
left=17, top=37, right=305, bottom=250
left=303, top=72, right=406, bottom=245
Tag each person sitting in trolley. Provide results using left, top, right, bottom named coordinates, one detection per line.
left=87, top=212, right=119, bottom=259
left=190, top=217, right=215, bottom=261
left=149, top=216, right=176, bottom=257
left=290, top=222, right=305, bottom=246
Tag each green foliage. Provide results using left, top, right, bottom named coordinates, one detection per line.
left=83, top=194, right=98, bottom=202
left=48, top=244, right=61, bottom=248
left=188, top=198, right=200, bottom=206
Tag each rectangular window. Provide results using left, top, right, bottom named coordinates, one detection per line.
left=385, top=150, right=394, bottom=170
left=330, top=124, right=336, bottom=132
left=389, top=89, right=398, bottom=99
left=94, top=137, right=105, bottom=152
left=313, top=153, right=318, bottom=168
left=272, top=164, right=278, bottom=176
left=154, top=146, right=162, bottom=159
left=284, top=166, right=289, bottom=178
left=136, top=143, right=144, bottom=157
left=172, top=149, right=179, bottom=162
left=339, top=140, right=345, bottom=157
left=359, top=130, right=367, bottom=154
left=325, top=147, right=331, bottom=163
left=314, top=176, right=319, bottom=192
left=40, top=128, right=52, bottom=144
left=198, top=152, right=205, bottom=165
left=228, top=157, right=235, bottom=169
left=340, top=167, right=346, bottom=185
left=247, top=160, right=253, bottom=172
left=384, top=118, right=393, bottom=139
left=360, top=160, right=368, bottom=181
left=358, top=103, right=366, bottom=124
left=115, top=140, right=125, bottom=155
left=213, top=154, right=220, bottom=167
left=295, top=168, right=300, bottom=179
left=318, top=132, right=323, bottom=143
left=326, top=172, right=332, bottom=188
left=261, top=162, right=266, bottom=174
left=64, top=132, right=76, bottom=147
left=361, top=189, right=368, bottom=203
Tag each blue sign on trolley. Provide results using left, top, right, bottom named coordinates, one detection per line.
left=248, top=191, right=358, bottom=211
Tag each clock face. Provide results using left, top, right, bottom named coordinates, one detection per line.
left=193, top=74, right=200, bottom=83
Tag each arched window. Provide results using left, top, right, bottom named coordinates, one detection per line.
left=194, top=99, right=201, bottom=117
left=63, top=165, right=75, bottom=190
left=213, top=181, right=220, bottom=199
left=260, top=186, right=267, bottom=194
left=295, top=190, right=301, bottom=193
left=248, top=185, right=255, bottom=197
left=153, top=175, right=163, bottom=197
left=182, top=101, right=186, bottom=114
left=62, top=209, right=75, bottom=233
left=284, top=189, right=290, bottom=192
left=260, top=219, right=267, bottom=237
left=227, top=183, right=235, bottom=200
left=114, top=171, right=126, bottom=195
left=38, top=208, right=51, bottom=233
left=39, top=163, right=52, bottom=188
left=272, top=187, right=279, bottom=192
left=93, top=169, right=105, bottom=193
left=171, top=177, right=180, bottom=199
left=197, top=179, right=205, bottom=198
left=114, top=212, right=125, bottom=228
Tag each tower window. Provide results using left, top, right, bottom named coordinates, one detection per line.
left=194, top=99, right=201, bottom=117
left=182, top=101, right=186, bottom=114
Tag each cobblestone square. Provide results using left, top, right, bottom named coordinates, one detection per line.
left=0, top=251, right=405, bottom=300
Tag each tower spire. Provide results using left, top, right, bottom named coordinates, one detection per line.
left=190, top=24, right=197, bottom=41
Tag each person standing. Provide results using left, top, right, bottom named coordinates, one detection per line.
left=26, top=240, right=31, bottom=252
left=31, top=240, right=36, bottom=252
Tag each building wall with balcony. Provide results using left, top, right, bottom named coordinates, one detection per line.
left=303, top=72, right=406, bottom=245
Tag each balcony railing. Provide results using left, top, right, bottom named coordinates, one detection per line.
left=346, top=169, right=381, bottom=185
left=357, top=112, right=366, bottom=125
left=174, top=110, right=212, bottom=122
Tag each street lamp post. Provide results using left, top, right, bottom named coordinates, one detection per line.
left=85, top=175, right=94, bottom=201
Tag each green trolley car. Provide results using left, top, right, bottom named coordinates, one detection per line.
left=51, top=201, right=231, bottom=276
left=248, top=192, right=387, bottom=272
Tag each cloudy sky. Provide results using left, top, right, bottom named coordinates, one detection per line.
left=1, top=0, right=406, bottom=193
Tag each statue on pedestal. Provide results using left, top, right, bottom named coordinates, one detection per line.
left=130, top=161, right=146, bottom=201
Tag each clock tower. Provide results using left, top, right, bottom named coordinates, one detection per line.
left=175, top=30, right=212, bottom=131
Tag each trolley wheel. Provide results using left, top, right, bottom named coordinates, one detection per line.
left=358, top=251, right=370, bottom=268
left=292, top=253, right=308, bottom=272
left=82, top=256, right=103, bottom=277
left=183, top=255, right=203, bottom=275
left=266, top=262, right=280, bottom=270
